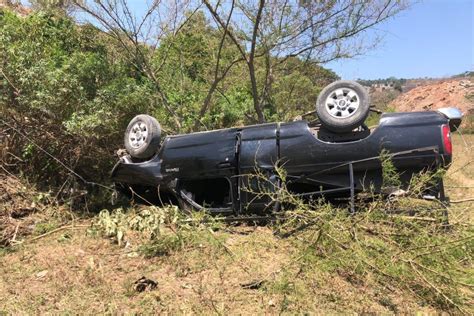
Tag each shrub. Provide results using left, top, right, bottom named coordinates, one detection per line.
left=93, top=206, right=224, bottom=257
left=0, top=10, right=156, bottom=203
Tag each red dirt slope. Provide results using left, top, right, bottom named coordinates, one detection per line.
left=389, top=78, right=473, bottom=115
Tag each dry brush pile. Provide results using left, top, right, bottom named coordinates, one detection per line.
left=0, top=173, right=75, bottom=247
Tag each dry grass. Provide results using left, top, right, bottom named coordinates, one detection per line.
left=0, top=222, right=441, bottom=314
left=0, top=174, right=74, bottom=247
left=0, top=134, right=472, bottom=314
left=445, top=133, right=474, bottom=223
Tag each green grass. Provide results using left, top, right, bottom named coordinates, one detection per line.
left=33, top=221, right=59, bottom=235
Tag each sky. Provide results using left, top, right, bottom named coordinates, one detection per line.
left=36, top=0, right=472, bottom=81
left=327, top=0, right=474, bottom=80
left=123, top=0, right=473, bottom=80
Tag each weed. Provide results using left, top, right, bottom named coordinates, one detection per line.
left=408, top=168, right=445, bottom=197
left=94, top=206, right=179, bottom=246
left=268, top=271, right=295, bottom=295
left=139, top=234, right=182, bottom=257
left=123, top=278, right=139, bottom=298
left=380, top=149, right=401, bottom=190
left=94, top=205, right=225, bottom=257
left=378, top=296, right=398, bottom=312
left=460, top=113, right=474, bottom=134
left=0, top=246, right=17, bottom=257
left=139, top=218, right=225, bottom=257
left=33, top=221, right=59, bottom=235
left=57, top=232, right=72, bottom=243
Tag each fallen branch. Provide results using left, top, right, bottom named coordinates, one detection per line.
left=447, top=159, right=473, bottom=176
left=411, top=260, right=474, bottom=289
left=394, top=235, right=474, bottom=257
left=11, top=223, right=19, bottom=243
left=409, top=261, right=465, bottom=314
left=27, top=223, right=91, bottom=243
left=445, top=185, right=474, bottom=189
left=0, top=68, right=20, bottom=94
left=398, top=215, right=438, bottom=222
left=450, top=198, right=474, bottom=204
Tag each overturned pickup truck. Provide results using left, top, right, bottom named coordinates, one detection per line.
left=111, top=80, right=463, bottom=214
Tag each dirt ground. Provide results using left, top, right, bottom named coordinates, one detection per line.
left=0, top=134, right=472, bottom=314
left=0, top=225, right=437, bottom=314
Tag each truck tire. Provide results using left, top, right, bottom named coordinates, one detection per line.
left=124, top=114, right=161, bottom=159
left=316, top=80, right=370, bottom=133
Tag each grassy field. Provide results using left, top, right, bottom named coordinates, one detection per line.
left=0, top=134, right=473, bottom=314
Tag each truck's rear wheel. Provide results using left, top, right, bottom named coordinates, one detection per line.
left=124, top=114, right=161, bottom=159
left=316, top=80, right=370, bottom=133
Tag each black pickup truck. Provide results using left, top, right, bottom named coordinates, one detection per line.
left=111, top=81, right=463, bottom=214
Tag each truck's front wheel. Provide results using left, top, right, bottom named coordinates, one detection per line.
left=124, top=114, right=161, bottom=159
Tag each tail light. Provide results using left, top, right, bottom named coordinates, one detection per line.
left=441, top=124, right=452, bottom=155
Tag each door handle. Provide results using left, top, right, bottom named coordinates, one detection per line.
left=218, top=162, right=232, bottom=168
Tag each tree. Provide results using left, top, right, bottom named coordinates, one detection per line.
left=203, top=0, right=410, bottom=123
left=71, top=0, right=203, bottom=131
left=29, top=0, right=75, bottom=15
left=72, top=1, right=410, bottom=128
left=153, top=11, right=243, bottom=131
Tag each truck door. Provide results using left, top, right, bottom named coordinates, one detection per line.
left=238, top=123, right=279, bottom=213
left=162, top=128, right=239, bottom=213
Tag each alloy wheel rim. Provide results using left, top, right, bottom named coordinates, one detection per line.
left=129, top=121, right=148, bottom=148
left=325, top=88, right=360, bottom=118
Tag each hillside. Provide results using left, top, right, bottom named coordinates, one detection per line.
left=1, top=134, right=472, bottom=314
left=389, top=78, right=473, bottom=115
left=1, top=4, right=473, bottom=314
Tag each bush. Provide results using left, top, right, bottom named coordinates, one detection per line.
left=0, top=10, right=157, bottom=204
